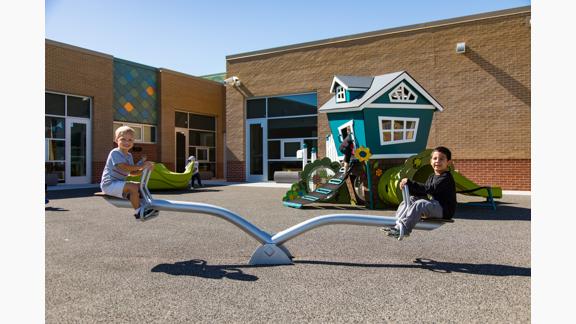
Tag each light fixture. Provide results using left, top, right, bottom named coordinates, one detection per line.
left=223, top=76, right=241, bottom=87
left=455, top=42, right=466, bottom=54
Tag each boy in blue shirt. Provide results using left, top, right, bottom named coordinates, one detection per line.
left=384, top=146, right=457, bottom=240
left=100, top=126, right=159, bottom=219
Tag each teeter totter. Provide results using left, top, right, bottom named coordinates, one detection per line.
left=96, top=169, right=453, bottom=266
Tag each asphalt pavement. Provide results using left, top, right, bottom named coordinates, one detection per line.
left=46, top=185, right=530, bottom=323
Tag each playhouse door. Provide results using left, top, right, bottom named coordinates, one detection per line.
left=246, top=119, right=267, bottom=182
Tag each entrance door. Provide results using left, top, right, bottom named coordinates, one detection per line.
left=175, top=128, right=188, bottom=172
left=246, top=119, right=267, bottom=182
left=65, top=118, right=91, bottom=184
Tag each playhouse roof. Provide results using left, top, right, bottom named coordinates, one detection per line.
left=330, top=75, right=374, bottom=93
left=319, top=71, right=444, bottom=112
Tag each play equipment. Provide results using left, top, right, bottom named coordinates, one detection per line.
left=283, top=158, right=361, bottom=209
left=378, top=149, right=502, bottom=209
left=126, top=161, right=194, bottom=190
left=97, top=168, right=452, bottom=265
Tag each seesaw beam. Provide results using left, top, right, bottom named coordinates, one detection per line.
left=97, top=169, right=448, bottom=265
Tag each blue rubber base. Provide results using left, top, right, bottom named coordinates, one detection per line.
left=283, top=201, right=303, bottom=209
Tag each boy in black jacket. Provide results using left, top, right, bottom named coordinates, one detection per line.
left=384, top=146, right=456, bottom=240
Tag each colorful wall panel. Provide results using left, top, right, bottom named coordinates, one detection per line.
left=113, top=58, right=158, bottom=124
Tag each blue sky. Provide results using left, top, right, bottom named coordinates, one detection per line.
left=46, top=0, right=530, bottom=76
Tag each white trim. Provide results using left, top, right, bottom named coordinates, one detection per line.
left=366, top=104, right=436, bottom=109
left=113, top=121, right=157, bottom=144
left=370, top=153, right=418, bottom=159
left=337, top=120, right=355, bottom=142
left=378, top=116, right=419, bottom=146
left=336, top=86, right=346, bottom=103
left=363, top=73, right=444, bottom=111
left=388, top=81, right=418, bottom=103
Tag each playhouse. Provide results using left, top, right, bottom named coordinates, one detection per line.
left=283, top=71, right=501, bottom=209
left=321, top=71, right=443, bottom=159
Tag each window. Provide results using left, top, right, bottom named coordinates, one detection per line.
left=45, top=92, right=91, bottom=117
left=267, top=93, right=317, bottom=117
left=45, top=91, right=92, bottom=183
left=388, top=82, right=418, bottom=103
left=176, top=112, right=217, bottom=176
left=378, top=116, right=419, bottom=145
left=336, top=86, right=346, bottom=103
left=246, top=92, right=318, bottom=180
left=247, top=98, right=266, bottom=119
left=113, top=122, right=157, bottom=143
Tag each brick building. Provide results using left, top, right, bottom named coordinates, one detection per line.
left=45, top=39, right=225, bottom=185
left=224, top=6, right=531, bottom=190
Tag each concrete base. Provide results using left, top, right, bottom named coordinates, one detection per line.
left=274, top=171, right=300, bottom=184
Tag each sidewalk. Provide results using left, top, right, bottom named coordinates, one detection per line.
left=47, top=181, right=529, bottom=195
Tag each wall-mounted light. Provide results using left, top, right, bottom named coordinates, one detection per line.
left=455, top=42, right=466, bottom=54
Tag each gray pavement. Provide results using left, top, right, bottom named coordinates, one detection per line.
left=46, top=185, right=530, bottom=323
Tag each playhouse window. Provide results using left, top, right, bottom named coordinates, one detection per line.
left=378, top=117, right=419, bottom=145
left=388, top=82, right=418, bottom=103
left=336, top=86, right=346, bottom=103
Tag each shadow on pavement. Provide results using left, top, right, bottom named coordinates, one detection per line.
left=455, top=203, right=531, bottom=221
left=151, top=259, right=259, bottom=281
left=45, top=206, right=69, bottom=212
left=294, top=258, right=530, bottom=277
left=47, top=188, right=100, bottom=200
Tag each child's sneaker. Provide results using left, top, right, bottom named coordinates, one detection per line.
left=134, top=207, right=159, bottom=221
left=384, top=224, right=409, bottom=240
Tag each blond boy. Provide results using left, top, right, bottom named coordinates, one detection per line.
left=100, top=126, right=158, bottom=219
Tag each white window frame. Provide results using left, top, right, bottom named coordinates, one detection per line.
left=113, top=122, right=157, bottom=143
left=378, top=116, right=419, bottom=146
left=336, top=86, right=346, bottom=103
left=337, top=120, right=355, bottom=142
left=388, top=82, right=418, bottom=103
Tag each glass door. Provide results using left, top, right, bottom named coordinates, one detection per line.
left=175, top=128, right=188, bottom=172
left=65, top=118, right=91, bottom=184
left=246, top=119, right=267, bottom=182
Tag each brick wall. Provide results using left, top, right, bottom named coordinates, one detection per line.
left=226, top=160, right=245, bottom=182
left=225, top=10, right=531, bottom=189
left=159, top=69, right=225, bottom=178
left=46, top=40, right=114, bottom=184
left=453, top=159, right=530, bottom=191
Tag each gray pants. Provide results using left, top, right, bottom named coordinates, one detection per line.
left=395, top=196, right=443, bottom=234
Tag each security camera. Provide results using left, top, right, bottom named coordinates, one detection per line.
left=223, top=76, right=240, bottom=86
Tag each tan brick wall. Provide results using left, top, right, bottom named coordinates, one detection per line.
left=226, top=12, right=531, bottom=189
left=159, top=70, right=225, bottom=178
left=45, top=40, right=114, bottom=184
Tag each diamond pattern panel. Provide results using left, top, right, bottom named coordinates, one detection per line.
left=113, top=59, right=158, bottom=124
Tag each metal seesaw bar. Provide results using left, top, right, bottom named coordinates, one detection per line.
left=98, top=168, right=448, bottom=265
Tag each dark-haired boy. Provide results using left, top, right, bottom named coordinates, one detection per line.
left=384, top=146, right=457, bottom=240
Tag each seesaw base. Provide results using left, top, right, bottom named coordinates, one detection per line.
left=249, top=244, right=293, bottom=265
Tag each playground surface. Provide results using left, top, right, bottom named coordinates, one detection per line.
left=46, top=185, right=530, bottom=323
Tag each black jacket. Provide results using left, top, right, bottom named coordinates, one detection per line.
left=407, top=171, right=456, bottom=219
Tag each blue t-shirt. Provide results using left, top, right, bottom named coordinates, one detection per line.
left=100, top=148, right=134, bottom=186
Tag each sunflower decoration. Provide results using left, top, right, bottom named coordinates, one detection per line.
left=354, top=146, right=372, bottom=162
